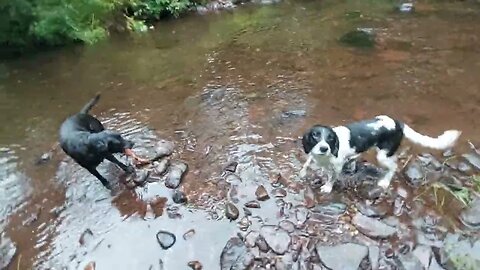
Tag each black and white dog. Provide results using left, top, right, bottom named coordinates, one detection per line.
left=300, top=115, right=461, bottom=193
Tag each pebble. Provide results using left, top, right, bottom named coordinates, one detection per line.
left=457, top=162, right=472, bottom=173
left=153, top=140, right=175, bottom=160
left=352, top=213, right=397, bottom=239
left=84, top=261, right=96, bottom=270
left=244, top=200, right=260, bottom=208
left=244, top=231, right=259, bottom=248
left=356, top=202, right=386, bottom=218
left=271, top=188, right=287, bottom=198
left=79, top=228, right=94, bottom=246
left=172, top=190, right=188, bottom=204
left=316, top=243, right=368, bottom=270
left=404, top=161, right=425, bottom=186
left=220, top=237, right=247, bottom=270
left=156, top=230, right=176, bottom=249
left=311, top=202, right=346, bottom=218
left=225, top=202, right=239, bottom=221
left=255, top=185, right=270, bottom=201
left=224, top=162, right=238, bottom=173
left=260, top=225, right=291, bottom=255
left=255, top=236, right=270, bottom=252
left=187, top=261, right=203, bottom=270
left=238, top=217, right=251, bottom=231
left=460, top=198, right=480, bottom=229
left=152, top=159, right=169, bottom=176
left=183, top=229, right=195, bottom=240
left=278, top=220, right=295, bottom=233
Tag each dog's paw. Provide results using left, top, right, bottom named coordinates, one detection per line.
left=299, top=169, right=307, bottom=179
left=320, top=184, right=333, bottom=194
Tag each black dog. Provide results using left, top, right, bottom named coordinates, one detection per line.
left=59, top=94, right=146, bottom=189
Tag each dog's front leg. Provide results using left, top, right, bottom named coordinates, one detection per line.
left=106, top=154, right=135, bottom=174
left=299, top=154, right=313, bottom=179
left=320, top=161, right=343, bottom=194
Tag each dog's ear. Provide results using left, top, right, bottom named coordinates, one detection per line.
left=302, top=130, right=316, bottom=154
left=328, top=130, right=340, bottom=157
left=89, top=136, right=108, bottom=153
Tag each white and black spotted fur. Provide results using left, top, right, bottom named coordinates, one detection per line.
left=299, top=115, right=461, bottom=193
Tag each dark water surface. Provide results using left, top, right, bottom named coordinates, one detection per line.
left=1, top=0, right=480, bottom=269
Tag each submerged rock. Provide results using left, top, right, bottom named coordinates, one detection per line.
left=356, top=202, right=387, bottom=218
left=311, top=202, right=346, bottom=218
left=0, top=234, right=16, bottom=269
left=340, top=29, right=375, bottom=48
left=152, top=159, right=170, bottom=176
left=244, top=200, right=260, bottom=209
left=463, top=152, right=480, bottom=170
left=255, top=185, right=270, bottom=201
left=404, top=161, right=425, bottom=186
left=188, top=261, right=203, bottom=270
left=224, top=162, right=238, bottom=173
left=260, top=225, right=291, bottom=255
left=316, top=243, right=368, bottom=270
left=352, top=213, right=396, bottom=239
left=172, top=190, right=187, bottom=204
left=460, top=197, right=480, bottom=229
left=156, top=230, right=176, bottom=249
left=153, top=140, right=175, bottom=160
left=165, top=161, right=188, bottom=189
left=225, top=202, right=239, bottom=221
left=220, top=237, right=247, bottom=270
left=272, top=188, right=287, bottom=198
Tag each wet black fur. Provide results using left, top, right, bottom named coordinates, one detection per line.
left=59, top=94, right=134, bottom=189
left=302, top=118, right=404, bottom=158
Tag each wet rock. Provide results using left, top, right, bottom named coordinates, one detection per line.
left=35, top=152, right=52, bottom=165
left=281, top=110, right=306, bottom=119
left=316, top=243, right=368, bottom=270
left=260, top=225, right=291, bottom=255
left=153, top=140, right=175, bottom=160
left=220, top=237, right=247, bottom=270
left=418, top=153, right=442, bottom=171
left=255, top=185, right=270, bottom=201
left=224, top=162, right=238, bottom=173
left=460, top=197, right=480, bottom=229
left=225, top=174, right=242, bottom=185
left=272, top=188, right=287, bottom=198
left=228, top=185, right=239, bottom=204
left=395, top=253, right=423, bottom=270
left=152, top=159, right=169, bottom=176
left=352, top=213, right=396, bottom=239
left=356, top=202, right=387, bottom=218
left=156, top=230, right=176, bottom=249
left=0, top=234, right=16, bottom=269
left=188, top=261, right=203, bottom=270
left=244, top=200, right=260, bottom=208
left=79, top=228, right=94, bottom=246
left=133, top=169, right=150, bottom=185
left=183, top=229, right=195, bottom=240
left=311, top=202, right=346, bottom=218
left=225, top=202, right=239, bottom=221
left=172, top=190, right=187, bottom=204
left=397, top=3, right=415, bottom=13
left=245, top=231, right=259, bottom=248
left=295, top=206, right=310, bottom=224
left=84, top=261, right=96, bottom=270
left=462, top=152, right=480, bottom=170
left=238, top=217, right=251, bottom=231
left=443, top=149, right=455, bottom=158
left=404, top=161, right=425, bottom=186
left=393, top=196, right=405, bottom=216
left=255, top=236, right=270, bottom=252
left=165, top=161, right=188, bottom=189
left=279, top=220, right=295, bottom=233
left=369, top=246, right=380, bottom=270
left=457, top=162, right=472, bottom=173
left=340, top=29, right=375, bottom=48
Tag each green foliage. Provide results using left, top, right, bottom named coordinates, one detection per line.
left=0, top=0, right=192, bottom=49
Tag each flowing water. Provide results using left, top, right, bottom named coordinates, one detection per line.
left=1, top=0, right=480, bottom=269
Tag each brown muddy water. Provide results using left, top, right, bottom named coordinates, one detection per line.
left=1, top=0, right=480, bottom=269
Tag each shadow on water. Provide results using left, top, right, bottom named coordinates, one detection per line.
left=1, top=0, right=480, bottom=269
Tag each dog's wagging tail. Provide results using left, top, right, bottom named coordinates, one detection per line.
left=300, top=115, right=461, bottom=193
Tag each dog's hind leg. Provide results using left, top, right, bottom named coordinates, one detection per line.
left=86, top=167, right=112, bottom=189
left=376, top=149, right=398, bottom=189
left=106, top=154, right=134, bottom=174
left=299, top=154, right=313, bottom=179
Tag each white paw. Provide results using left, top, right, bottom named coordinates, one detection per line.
left=320, top=184, right=333, bottom=194
left=299, top=169, right=307, bottom=179
left=377, top=179, right=390, bottom=189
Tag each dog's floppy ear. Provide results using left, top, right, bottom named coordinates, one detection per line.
left=302, top=129, right=317, bottom=154
left=330, top=132, right=340, bottom=157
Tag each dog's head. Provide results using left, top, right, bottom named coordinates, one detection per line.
left=89, top=131, right=134, bottom=154
left=302, top=125, right=339, bottom=157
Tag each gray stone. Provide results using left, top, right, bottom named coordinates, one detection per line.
left=316, top=243, right=368, bottom=270
left=260, top=225, right=291, bottom=255
left=404, top=161, right=425, bottom=186
left=172, top=190, right=187, bottom=204
left=220, top=237, right=247, bottom=270
left=156, top=230, right=176, bottom=249
left=463, top=152, right=480, bottom=170
left=311, top=202, right=346, bottom=218
left=255, top=185, right=270, bottom=201
left=153, top=140, right=175, bottom=160
left=356, top=202, right=386, bottom=218
left=352, top=213, right=397, bottom=239
left=460, top=197, right=480, bottom=229
left=165, top=161, right=188, bottom=189
left=225, top=202, right=239, bottom=221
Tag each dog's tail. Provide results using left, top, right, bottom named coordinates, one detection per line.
left=402, top=123, right=461, bottom=150
left=80, top=93, right=101, bottom=114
